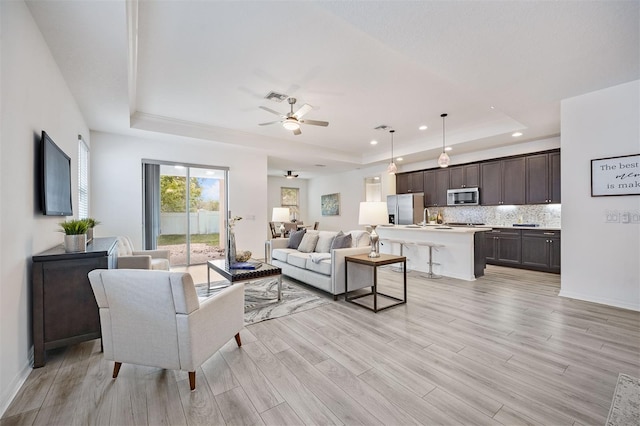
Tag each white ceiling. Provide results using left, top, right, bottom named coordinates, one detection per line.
left=26, top=0, right=639, bottom=178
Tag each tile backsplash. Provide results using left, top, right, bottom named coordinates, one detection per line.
left=437, top=204, right=561, bottom=228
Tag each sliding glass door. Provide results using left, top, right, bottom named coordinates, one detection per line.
left=143, top=161, right=228, bottom=266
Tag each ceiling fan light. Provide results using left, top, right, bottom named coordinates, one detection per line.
left=282, top=118, right=300, bottom=131
left=438, top=152, right=450, bottom=168
left=387, top=162, right=397, bottom=174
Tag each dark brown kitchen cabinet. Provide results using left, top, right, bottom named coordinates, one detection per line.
left=526, top=151, right=561, bottom=204
left=424, top=169, right=450, bottom=207
left=521, top=229, right=561, bottom=273
left=449, top=163, right=479, bottom=189
left=480, top=157, right=526, bottom=205
left=396, top=173, right=409, bottom=194
left=32, top=237, right=117, bottom=367
left=409, top=171, right=424, bottom=193
left=396, top=171, right=424, bottom=194
left=550, top=152, right=561, bottom=203
left=485, top=228, right=522, bottom=265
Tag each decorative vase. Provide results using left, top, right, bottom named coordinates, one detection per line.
left=64, top=234, right=87, bottom=253
left=227, top=231, right=237, bottom=264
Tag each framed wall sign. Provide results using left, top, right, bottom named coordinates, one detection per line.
left=321, top=193, right=340, bottom=216
left=591, top=153, right=640, bottom=196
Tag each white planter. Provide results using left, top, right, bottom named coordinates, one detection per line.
left=64, top=234, right=87, bottom=253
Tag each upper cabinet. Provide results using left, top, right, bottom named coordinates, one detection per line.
left=449, top=164, right=479, bottom=189
left=396, top=149, right=560, bottom=206
left=396, top=173, right=409, bottom=194
left=480, top=157, right=526, bottom=205
left=396, top=171, right=424, bottom=194
left=526, top=152, right=561, bottom=204
left=424, top=169, right=450, bottom=207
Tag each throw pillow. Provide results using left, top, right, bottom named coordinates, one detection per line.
left=314, top=232, right=337, bottom=253
left=330, top=232, right=352, bottom=250
left=287, top=228, right=306, bottom=249
left=297, top=233, right=319, bottom=253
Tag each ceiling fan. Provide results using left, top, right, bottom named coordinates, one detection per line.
left=284, top=171, right=299, bottom=179
left=259, top=97, right=329, bottom=135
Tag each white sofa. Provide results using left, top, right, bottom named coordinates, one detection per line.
left=267, top=230, right=372, bottom=299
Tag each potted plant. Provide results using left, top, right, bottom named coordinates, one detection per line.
left=82, top=218, right=101, bottom=242
left=59, top=219, right=89, bottom=252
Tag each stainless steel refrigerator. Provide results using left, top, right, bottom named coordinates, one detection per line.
left=387, top=193, right=425, bottom=225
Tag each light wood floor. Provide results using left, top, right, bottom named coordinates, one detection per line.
left=3, top=265, right=639, bottom=425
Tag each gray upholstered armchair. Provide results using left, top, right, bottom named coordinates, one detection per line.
left=88, top=269, right=244, bottom=391
left=116, top=236, right=170, bottom=270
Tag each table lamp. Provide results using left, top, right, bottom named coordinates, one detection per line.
left=358, top=201, right=389, bottom=257
left=272, top=207, right=290, bottom=237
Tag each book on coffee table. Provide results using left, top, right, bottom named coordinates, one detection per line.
left=229, top=261, right=262, bottom=270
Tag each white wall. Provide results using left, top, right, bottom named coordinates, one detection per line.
left=560, top=80, right=640, bottom=311
left=0, top=0, right=90, bottom=415
left=307, top=165, right=394, bottom=232
left=401, top=136, right=561, bottom=173
left=90, top=132, right=268, bottom=258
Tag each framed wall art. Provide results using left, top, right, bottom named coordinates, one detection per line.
left=321, top=193, right=340, bottom=216
left=591, top=153, right=640, bottom=196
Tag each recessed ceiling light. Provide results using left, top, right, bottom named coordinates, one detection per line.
left=397, top=157, right=404, bottom=162
left=490, top=106, right=496, bottom=110
left=512, top=132, right=523, bottom=137
left=419, top=125, right=428, bottom=130
left=374, top=176, right=380, bottom=180
left=445, top=147, right=452, bottom=152
left=370, top=140, right=378, bottom=145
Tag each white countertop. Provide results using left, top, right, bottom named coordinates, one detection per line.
left=484, top=225, right=561, bottom=231
left=378, top=224, right=491, bottom=233
left=379, top=224, right=561, bottom=232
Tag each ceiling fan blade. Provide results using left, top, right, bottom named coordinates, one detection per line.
left=258, top=121, right=281, bottom=126
left=300, top=119, right=329, bottom=127
left=259, top=106, right=285, bottom=117
left=293, top=103, right=313, bottom=119
left=293, top=128, right=302, bottom=136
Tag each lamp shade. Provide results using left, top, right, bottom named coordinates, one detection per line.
left=272, top=207, right=290, bottom=222
left=358, top=202, right=388, bottom=226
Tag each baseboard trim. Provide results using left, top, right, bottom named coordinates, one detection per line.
left=558, top=289, right=640, bottom=312
left=0, top=347, right=33, bottom=418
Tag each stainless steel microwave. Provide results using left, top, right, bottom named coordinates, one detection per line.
left=447, top=187, right=480, bottom=206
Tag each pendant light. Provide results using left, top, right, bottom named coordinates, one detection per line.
left=438, top=113, right=450, bottom=168
left=387, top=129, right=397, bottom=174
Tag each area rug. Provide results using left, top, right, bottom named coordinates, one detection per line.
left=606, top=373, right=640, bottom=426
left=196, top=278, right=331, bottom=325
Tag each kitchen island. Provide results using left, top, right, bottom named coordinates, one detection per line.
left=376, top=225, right=490, bottom=281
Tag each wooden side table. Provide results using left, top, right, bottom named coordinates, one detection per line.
left=345, top=253, right=407, bottom=312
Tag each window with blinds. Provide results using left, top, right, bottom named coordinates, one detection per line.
left=78, top=135, right=89, bottom=219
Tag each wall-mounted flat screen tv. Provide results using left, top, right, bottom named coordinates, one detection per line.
left=41, top=131, right=73, bottom=216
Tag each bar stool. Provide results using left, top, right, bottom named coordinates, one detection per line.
left=380, top=239, right=411, bottom=272
left=415, top=241, right=445, bottom=279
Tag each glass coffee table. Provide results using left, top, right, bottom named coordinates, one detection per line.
left=207, top=259, right=282, bottom=301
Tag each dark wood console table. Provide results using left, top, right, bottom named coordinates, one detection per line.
left=32, top=237, right=117, bottom=367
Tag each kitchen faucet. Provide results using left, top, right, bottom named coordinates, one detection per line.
left=423, top=208, right=430, bottom=225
